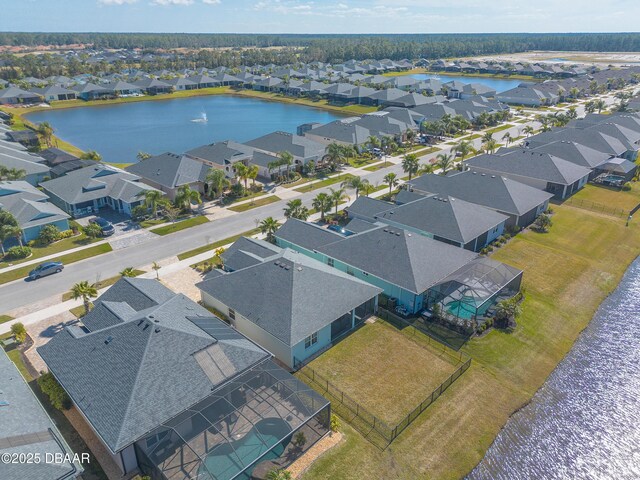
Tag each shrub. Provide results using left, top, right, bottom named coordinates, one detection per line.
left=131, top=205, right=149, bottom=221
left=486, top=245, right=494, bottom=252
left=545, top=206, right=554, bottom=214
left=505, top=225, right=521, bottom=236
left=6, top=245, right=31, bottom=260
left=503, top=233, right=511, bottom=240
left=83, top=223, right=103, bottom=238
left=532, top=213, right=553, bottom=233
left=622, top=182, right=632, bottom=191
left=10, top=322, right=27, bottom=343
left=330, top=414, right=341, bottom=433
left=38, top=224, right=61, bottom=245
left=230, top=183, right=244, bottom=197
left=293, top=431, right=307, bottom=448
left=37, top=372, right=71, bottom=410
left=480, top=247, right=488, bottom=255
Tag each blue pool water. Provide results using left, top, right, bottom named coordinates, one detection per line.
left=410, top=73, right=524, bottom=93
left=445, top=295, right=477, bottom=320
left=26, top=95, right=342, bottom=164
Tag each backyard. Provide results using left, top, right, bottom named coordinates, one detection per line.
left=304, top=320, right=461, bottom=426
left=302, top=185, right=640, bottom=480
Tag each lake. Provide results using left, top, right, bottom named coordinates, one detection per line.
left=410, top=73, right=524, bottom=93
left=26, top=95, right=343, bottom=164
left=468, top=256, right=640, bottom=480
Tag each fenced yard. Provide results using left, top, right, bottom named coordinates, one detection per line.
left=295, top=319, right=471, bottom=449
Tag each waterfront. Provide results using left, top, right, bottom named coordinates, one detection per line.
left=26, top=95, right=342, bottom=164
left=468, top=256, right=640, bottom=480
left=410, top=73, right=523, bottom=92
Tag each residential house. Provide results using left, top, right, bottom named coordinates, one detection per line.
left=40, top=164, right=159, bottom=217
left=303, top=118, right=372, bottom=148
left=132, top=78, right=173, bottom=95
left=466, top=149, right=592, bottom=199
left=404, top=171, right=553, bottom=228
left=0, top=146, right=50, bottom=185
left=185, top=140, right=254, bottom=179
left=496, top=86, right=558, bottom=106
left=39, top=277, right=330, bottom=480
left=245, top=131, right=326, bottom=170
left=197, top=238, right=382, bottom=368
left=71, top=83, right=112, bottom=101
left=0, top=86, right=43, bottom=105
left=30, top=84, right=77, bottom=101
left=0, top=180, right=70, bottom=243
left=0, top=349, right=83, bottom=480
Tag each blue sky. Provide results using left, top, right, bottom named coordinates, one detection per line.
left=4, top=0, right=640, bottom=34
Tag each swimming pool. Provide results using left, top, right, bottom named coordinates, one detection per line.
left=198, top=418, right=291, bottom=480
left=445, top=296, right=477, bottom=320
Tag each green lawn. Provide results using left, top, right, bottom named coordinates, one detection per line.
left=0, top=315, right=14, bottom=324
left=302, top=185, right=640, bottom=480
left=151, top=216, right=209, bottom=236
left=0, top=233, right=98, bottom=269
left=0, top=244, right=113, bottom=285
left=177, top=228, right=262, bottom=260
left=570, top=182, right=640, bottom=212
left=294, top=174, right=355, bottom=193
left=69, top=304, right=89, bottom=319
left=6, top=349, right=33, bottom=382
left=305, top=321, right=461, bottom=426
left=363, top=164, right=386, bottom=172
left=139, top=218, right=167, bottom=228
left=228, top=195, right=281, bottom=212
left=347, top=156, right=379, bottom=168
left=485, top=124, right=514, bottom=135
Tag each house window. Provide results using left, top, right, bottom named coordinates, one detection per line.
left=327, top=258, right=334, bottom=267
left=304, top=332, right=318, bottom=349
left=228, top=308, right=236, bottom=321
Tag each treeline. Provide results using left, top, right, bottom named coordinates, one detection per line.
left=3, top=32, right=640, bottom=59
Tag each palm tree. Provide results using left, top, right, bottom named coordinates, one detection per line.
left=37, top=122, right=54, bottom=148
left=325, top=142, right=347, bottom=168
left=267, top=159, right=283, bottom=182
left=152, top=261, right=161, bottom=280
left=174, top=184, right=202, bottom=212
left=3, top=225, right=23, bottom=246
left=452, top=140, right=473, bottom=161
left=70, top=281, right=98, bottom=316
left=144, top=190, right=164, bottom=217
left=0, top=166, right=26, bottom=181
left=259, top=217, right=281, bottom=243
left=341, top=176, right=365, bottom=197
left=481, top=132, right=494, bottom=144
left=119, top=267, right=136, bottom=277
left=482, top=139, right=499, bottom=154
left=235, top=163, right=250, bottom=191
left=435, top=153, right=454, bottom=175
left=81, top=150, right=102, bottom=162
left=360, top=181, right=374, bottom=197
left=523, top=125, right=535, bottom=137
left=312, top=193, right=332, bottom=221
left=0, top=226, right=15, bottom=256
left=248, top=164, right=260, bottom=188
left=594, top=99, right=607, bottom=114
left=136, top=151, right=152, bottom=161
left=383, top=172, right=398, bottom=193
left=205, top=168, right=229, bottom=200
left=266, top=469, right=292, bottom=480
left=278, top=151, right=294, bottom=180
left=365, top=135, right=381, bottom=156
left=401, top=154, right=420, bottom=181
left=283, top=199, right=309, bottom=220
left=501, top=132, right=512, bottom=147
left=328, top=187, right=347, bottom=215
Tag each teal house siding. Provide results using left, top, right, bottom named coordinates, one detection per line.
left=23, top=218, right=70, bottom=243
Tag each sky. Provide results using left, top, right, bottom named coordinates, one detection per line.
left=3, top=0, right=640, bottom=34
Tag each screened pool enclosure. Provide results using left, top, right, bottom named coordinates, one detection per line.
left=135, top=360, right=330, bottom=480
left=425, top=258, right=523, bottom=325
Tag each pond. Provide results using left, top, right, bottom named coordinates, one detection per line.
left=26, top=95, right=343, bottom=164
left=409, top=73, right=525, bottom=93
left=467, top=257, right=640, bottom=480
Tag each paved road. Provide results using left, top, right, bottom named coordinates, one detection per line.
left=0, top=91, right=625, bottom=312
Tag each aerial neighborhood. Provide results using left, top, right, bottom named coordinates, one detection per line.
left=1, top=34, right=640, bottom=480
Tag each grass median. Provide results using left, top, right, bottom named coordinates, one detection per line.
left=228, top=195, right=281, bottom=212
left=177, top=227, right=262, bottom=261
left=302, top=185, right=640, bottom=480
left=0, top=244, right=113, bottom=286
left=294, top=174, right=355, bottom=193
left=151, top=216, right=209, bottom=236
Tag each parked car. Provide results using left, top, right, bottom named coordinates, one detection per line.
left=89, top=217, right=115, bottom=236
left=28, top=261, right=64, bottom=280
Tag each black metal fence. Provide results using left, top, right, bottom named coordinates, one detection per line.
left=294, top=313, right=472, bottom=449
left=563, top=197, right=628, bottom=218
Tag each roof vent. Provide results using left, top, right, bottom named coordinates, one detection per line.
left=395, top=232, right=401, bottom=236
left=284, top=266, right=290, bottom=270
left=491, top=175, right=496, bottom=178
left=104, top=336, right=113, bottom=345
left=383, top=228, right=388, bottom=232
left=443, top=198, right=449, bottom=202
left=148, top=314, right=154, bottom=319
left=481, top=173, right=486, bottom=176
left=297, top=266, right=303, bottom=271
left=155, top=328, right=161, bottom=333
left=274, top=261, right=280, bottom=266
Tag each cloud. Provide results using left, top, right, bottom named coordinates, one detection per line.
left=202, top=0, right=221, bottom=3
left=151, top=0, right=194, bottom=5
left=98, top=0, right=138, bottom=5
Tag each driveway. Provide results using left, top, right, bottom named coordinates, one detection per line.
left=75, top=209, right=140, bottom=237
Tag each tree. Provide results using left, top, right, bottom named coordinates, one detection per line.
left=360, top=181, right=374, bottom=197
left=247, top=164, right=260, bottom=188
left=0, top=166, right=26, bottom=181
left=365, top=135, right=381, bottom=155
left=383, top=172, right=398, bottom=193
left=328, top=187, right=347, bottom=215
left=38, top=224, right=60, bottom=245
left=136, top=151, right=152, bottom=161
left=585, top=100, right=597, bottom=114
left=452, top=139, right=473, bottom=161
left=482, top=139, right=499, bottom=154
left=481, top=132, right=494, bottom=144
left=205, top=168, right=229, bottom=200
left=152, top=261, right=161, bottom=280
left=341, top=176, right=365, bottom=197
left=266, top=469, right=292, bottom=480
left=278, top=150, right=294, bottom=180
left=312, top=193, right=332, bottom=222
left=283, top=199, right=309, bottom=220
left=144, top=190, right=164, bottom=217
left=81, top=150, right=102, bottom=162
left=10, top=322, right=27, bottom=343
left=523, top=125, right=535, bottom=137
left=70, top=281, right=98, bottom=316
left=435, top=153, right=454, bottom=175
left=37, top=121, right=54, bottom=148
left=494, top=297, right=522, bottom=329
left=174, top=184, right=202, bottom=212
left=3, top=225, right=23, bottom=246
left=235, top=163, right=250, bottom=191
left=501, top=132, right=512, bottom=147
left=259, top=217, right=281, bottom=243
left=532, top=213, right=553, bottom=233
left=401, top=153, right=419, bottom=180
left=594, top=99, right=607, bottom=114
left=120, top=267, right=136, bottom=277
left=83, top=222, right=103, bottom=238
left=325, top=142, right=348, bottom=167
left=38, top=372, right=71, bottom=411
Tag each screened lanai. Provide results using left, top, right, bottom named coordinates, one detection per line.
left=425, top=257, right=523, bottom=325
left=135, top=360, right=330, bottom=480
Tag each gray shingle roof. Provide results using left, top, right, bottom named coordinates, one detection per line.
left=197, top=247, right=381, bottom=346
left=246, top=131, right=326, bottom=161
left=38, top=278, right=270, bottom=454
left=407, top=172, right=553, bottom=216
left=275, top=218, right=343, bottom=251
left=185, top=140, right=253, bottom=167
left=530, top=141, right=610, bottom=169
left=467, top=150, right=592, bottom=185
left=126, top=152, right=210, bottom=189
left=0, top=181, right=69, bottom=229
left=220, top=236, right=281, bottom=271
